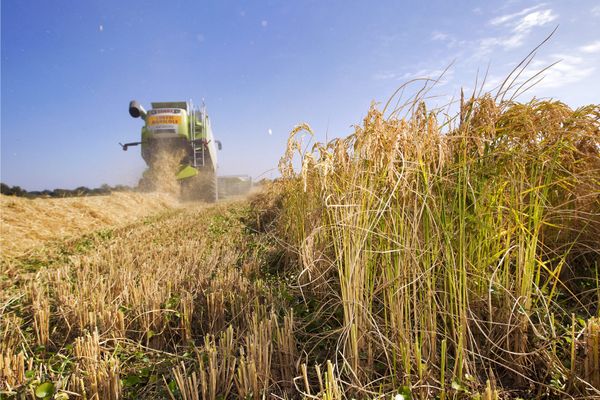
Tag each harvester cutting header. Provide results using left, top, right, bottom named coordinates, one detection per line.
left=121, top=100, right=222, bottom=202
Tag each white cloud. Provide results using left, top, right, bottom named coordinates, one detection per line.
left=430, top=31, right=466, bottom=49
left=408, top=68, right=454, bottom=82
left=261, top=20, right=268, bottom=28
left=373, top=68, right=454, bottom=85
left=592, top=5, right=600, bottom=17
left=580, top=41, right=600, bottom=54
left=513, top=9, right=556, bottom=33
left=489, top=4, right=545, bottom=26
left=479, top=7, right=557, bottom=53
left=479, top=34, right=523, bottom=51
left=482, top=75, right=504, bottom=91
left=431, top=31, right=449, bottom=41
left=521, top=54, right=595, bottom=90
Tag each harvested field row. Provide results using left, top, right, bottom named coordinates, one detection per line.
left=0, top=192, right=179, bottom=259
left=1, top=199, right=294, bottom=399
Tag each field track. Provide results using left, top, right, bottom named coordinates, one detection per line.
left=0, top=192, right=179, bottom=259
left=1, top=196, right=282, bottom=399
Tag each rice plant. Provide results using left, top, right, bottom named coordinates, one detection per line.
left=277, top=90, right=599, bottom=398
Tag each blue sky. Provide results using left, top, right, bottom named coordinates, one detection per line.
left=2, top=1, right=599, bottom=190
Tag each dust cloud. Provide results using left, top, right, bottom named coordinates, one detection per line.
left=138, top=150, right=185, bottom=195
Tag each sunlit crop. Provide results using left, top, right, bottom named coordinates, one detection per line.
left=1, top=87, right=599, bottom=399
left=277, top=89, right=599, bottom=398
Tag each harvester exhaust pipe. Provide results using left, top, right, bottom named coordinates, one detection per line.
left=129, top=100, right=147, bottom=119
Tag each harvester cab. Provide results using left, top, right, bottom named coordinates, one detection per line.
left=121, top=99, right=222, bottom=202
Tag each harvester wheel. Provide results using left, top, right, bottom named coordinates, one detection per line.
left=181, top=170, right=218, bottom=203
left=206, top=172, right=218, bottom=203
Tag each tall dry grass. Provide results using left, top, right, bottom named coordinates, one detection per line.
left=278, top=93, right=599, bottom=398
left=0, top=192, right=178, bottom=259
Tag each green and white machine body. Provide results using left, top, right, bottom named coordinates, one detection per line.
left=123, top=100, right=222, bottom=201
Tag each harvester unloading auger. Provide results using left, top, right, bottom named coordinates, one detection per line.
left=121, top=100, right=222, bottom=202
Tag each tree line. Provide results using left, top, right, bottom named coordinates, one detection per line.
left=0, top=183, right=134, bottom=198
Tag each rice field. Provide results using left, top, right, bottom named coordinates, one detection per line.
left=0, top=192, right=178, bottom=259
left=1, top=92, right=599, bottom=399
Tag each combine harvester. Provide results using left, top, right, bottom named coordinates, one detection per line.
left=121, top=100, right=224, bottom=202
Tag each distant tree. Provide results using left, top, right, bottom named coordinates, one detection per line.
left=74, top=186, right=90, bottom=196
left=113, top=184, right=131, bottom=192
left=0, top=182, right=133, bottom=198
left=89, top=188, right=103, bottom=195
left=0, top=184, right=27, bottom=196
left=0, top=183, right=11, bottom=195
left=52, top=189, right=70, bottom=198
